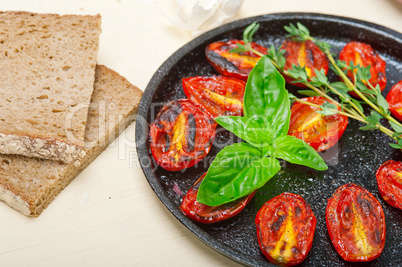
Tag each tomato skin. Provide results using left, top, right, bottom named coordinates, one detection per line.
left=182, top=75, right=246, bottom=118
left=180, top=172, right=256, bottom=224
left=205, top=39, right=267, bottom=81
left=288, top=96, right=348, bottom=152
left=326, top=183, right=386, bottom=262
left=376, top=160, right=402, bottom=210
left=149, top=99, right=216, bottom=171
left=282, top=39, right=329, bottom=87
left=386, top=80, right=402, bottom=121
left=339, top=41, right=387, bottom=96
left=255, top=192, right=316, bottom=266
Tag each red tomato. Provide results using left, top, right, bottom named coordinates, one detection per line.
left=339, top=41, right=387, bottom=96
left=282, top=39, right=329, bottom=87
left=376, top=160, right=402, bottom=210
left=205, top=39, right=267, bottom=81
left=182, top=75, right=246, bottom=118
left=326, top=183, right=386, bottom=262
left=288, top=96, right=348, bottom=152
left=149, top=99, right=216, bottom=171
left=180, top=172, right=256, bottom=224
left=255, top=192, right=316, bottom=266
left=386, top=80, right=402, bottom=121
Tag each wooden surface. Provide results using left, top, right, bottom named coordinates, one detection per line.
left=0, top=0, right=400, bottom=266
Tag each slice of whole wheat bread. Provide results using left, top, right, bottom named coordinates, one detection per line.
left=0, top=65, right=143, bottom=217
left=0, top=11, right=102, bottom=164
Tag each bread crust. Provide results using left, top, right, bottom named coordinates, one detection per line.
left=0, top=133, right=86, bottom=165
left=0, top=65, right=143, bottom=216
left=0, top=11, right=102, bottom=163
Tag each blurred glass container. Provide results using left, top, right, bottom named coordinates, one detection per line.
left=160, top=0, right=244, bottom=36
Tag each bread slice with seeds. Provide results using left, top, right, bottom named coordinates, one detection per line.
left=0, top=11, right=101, bottom=164
left=0, top=65, right=143, bottom=217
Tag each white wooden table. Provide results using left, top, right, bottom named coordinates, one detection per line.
left=0, top=0, right=400, bottom=266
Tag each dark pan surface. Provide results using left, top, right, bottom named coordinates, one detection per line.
left=136, top=13, right=402, bottom=266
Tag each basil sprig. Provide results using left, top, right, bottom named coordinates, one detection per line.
left=197, top=56, right=328, bottom=206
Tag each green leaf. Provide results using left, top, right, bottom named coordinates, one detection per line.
left=243, top=22, right=259, bottom=44
left=316, top=102, right=338, bottom=116
left=197, top=142, right=280, bottom=206
left=356, top=65, right=371, bottom=82
left=370, top=110, right=383, bottom=122
left=389, top=143, right=402, bottom=149
left=330, top=82, right=350, bottom=92
left=393, top=131, right=402, bottom=138
left=390, top=121, right=402, bottom=133
left=215, top=116, right=273, bottom=147
left=288, top=92, right=297, bottom=100
left=363, top=110, right=383, bottom=131
left=398, top=138, right=402, bottom=146
left=356, top=79, right=370, bottom=95
left=360, top=88, right=376, bottom=96
left=267, top=44, right=286, bottom=71
left=351, top=99, right=364, bottom=114
left=329, top=82, right=351, bottom=101
left=366, top=116, right=379, bottom=125
left=297, top=22, right=310, bottom=35
left=297, top=90, right=321, bottom=97
left=288, top=64, right=309, bottom=83
left=336, top=60, right=349, bottom=70
left=314, top=69, right=329, bottom=86
left=348, top=60, right=357, bottom=71
left=283, top=22, right=332, bottom=53
left=273, top=135, right=328, bottom=171
left=360, top=125, right=377, bottom=131
left=377, top=93, right=389, bottom=114
left=243, top=55, right=290, bottom=139
left=373, top=84, right=382, bottom=95
left=277, top=56, right=286, bottom=71
left=284, top=22, right=311, bottom=41
left=267, top=44, right=277, bottom=57
left=316, top=39, right=334, bottom=54
left=229, top=43, right=248, bottom=54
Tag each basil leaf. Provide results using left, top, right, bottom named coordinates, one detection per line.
left=197, top=142, right=280, bottom=206
left=273, top=135, right=328, bottom=171
left=215, top=116, right=273, bottom=147
left=243, top=56, right=290, bottom=139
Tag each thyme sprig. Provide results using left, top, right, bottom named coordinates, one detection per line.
left=231, top=22, right=402, bottom=149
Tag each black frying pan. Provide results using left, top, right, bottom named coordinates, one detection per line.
left=136, top=13, right=402, bottom=266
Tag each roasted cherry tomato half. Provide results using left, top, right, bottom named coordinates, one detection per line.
left=339, top=41, right=387, bottom=96
left=149, top=99, right=216, bottom=171
left=326, top=183, right=386, bottom=262
left=288, top=96, right=348, bottom=152
left=282, top=39, right=329, bottom=87
left=182, top=75, right=246, bottom=118
left=376, top=160, right=402, bottom=210
left=255, top=192, right=316, bottom=266
left=180, top=172, right=256, bottom=224
left=386, top=80, right=402, bottom=121
left=205, top=39, right=267, bottom=81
